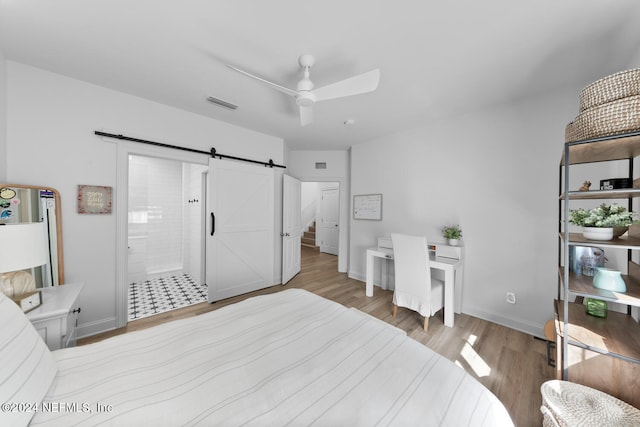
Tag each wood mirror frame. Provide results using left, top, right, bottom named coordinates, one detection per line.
left=0, top=183, right=65, bottom=286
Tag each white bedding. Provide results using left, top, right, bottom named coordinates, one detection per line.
left=30, top=289, right=513, bottom=426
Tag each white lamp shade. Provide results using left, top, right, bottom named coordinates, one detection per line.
left=0, top=222, right=49, bottom=273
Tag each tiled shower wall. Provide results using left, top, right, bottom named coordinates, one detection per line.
left=128, top=155, right=205, bottom=283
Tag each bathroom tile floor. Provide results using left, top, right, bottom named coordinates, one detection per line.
left=128, top=273, right=207, bottom=321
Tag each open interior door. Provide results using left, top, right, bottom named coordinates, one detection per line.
left=281, top=174, right=301, bottom=284
left=206, top=158, right=275, bottom=302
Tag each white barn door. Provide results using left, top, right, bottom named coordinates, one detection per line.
left=281, top=175, right=301, bottom=284
left=206, top=159, right=275, bottom=302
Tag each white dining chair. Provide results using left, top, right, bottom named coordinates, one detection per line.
left=391, top=233, right=444, bottom=331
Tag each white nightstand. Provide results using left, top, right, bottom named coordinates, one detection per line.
left=26, top=283, right=83, bottom=351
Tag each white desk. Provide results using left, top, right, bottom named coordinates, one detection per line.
left=365, top=247, right=464, bottom=327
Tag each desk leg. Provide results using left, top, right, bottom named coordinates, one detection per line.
left=366, top=251, right=374, bottom=297
left=381, top=258, right=388, bottom=291
left=454, top=265, right=464, bottom=314
left=444, top=268, right=454, bottom=327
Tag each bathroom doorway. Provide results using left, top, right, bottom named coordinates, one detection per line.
left=127, top=154, right=208, bottom=321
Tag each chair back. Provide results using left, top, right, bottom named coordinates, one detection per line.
left=391, top=233, right=432, bottom=311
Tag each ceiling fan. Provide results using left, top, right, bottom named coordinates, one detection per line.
left=227, top=54, right=380, bottom=126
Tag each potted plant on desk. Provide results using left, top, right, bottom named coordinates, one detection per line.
left=442, top=225, right=462, bottom=246
left=569, top=203, right=638, bottom=241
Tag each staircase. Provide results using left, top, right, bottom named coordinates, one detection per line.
left=301, top=221, right=319, bottom=251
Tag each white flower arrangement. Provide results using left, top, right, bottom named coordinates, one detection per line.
left=569, top=203, right=638, bottom=228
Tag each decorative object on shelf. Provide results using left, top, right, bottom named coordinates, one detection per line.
left=569, top=203, right=638, bottom=240
left=579, top=69, right=640, bottom=112
left=578, top=180, right=591, bottom=191
left=592, top=267, right=627, bottom=292
left=569, top=246, right=605, bottom=276
left=600, top=178, right=630, bottom=190
left=582, top=226, right=629, bottom=241
left=77, top=185, right=112, bottom=214
left=585, top=298, right=608, bottom=318
left=566, top=69, right=640, bottom=142
left=442, top=224, right=462, bottom=246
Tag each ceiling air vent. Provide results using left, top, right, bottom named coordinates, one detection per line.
left=206, top=96, right=238, bottom=110
left=315, top=162, right=327, bottom=169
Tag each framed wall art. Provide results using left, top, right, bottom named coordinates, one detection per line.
left=78, top=185, right=112, bottom=214
left=353, top=193, right=382, bottom=220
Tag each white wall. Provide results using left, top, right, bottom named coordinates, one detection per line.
left=287, top=150, right=350, bottom=272
left=6, top=61, right=285, bottom=337
left=0, top=51, right=6, bottom=182
left=349, top=90, right=579, bottom=337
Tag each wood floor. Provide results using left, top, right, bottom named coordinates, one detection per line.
left=80, top=247, right=555, bottom=426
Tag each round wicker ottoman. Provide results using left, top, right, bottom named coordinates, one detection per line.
left=540, top=380, right=640, bottom=427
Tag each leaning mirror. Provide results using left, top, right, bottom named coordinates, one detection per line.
left=0, top=184, right=64, bottom=288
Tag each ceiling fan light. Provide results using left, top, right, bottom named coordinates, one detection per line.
left=296, top=92, right=315, bottom=107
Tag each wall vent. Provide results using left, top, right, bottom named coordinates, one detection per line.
left=315, top=162, right=327, bottom=169
left=206, top=96, right=238, bottom=110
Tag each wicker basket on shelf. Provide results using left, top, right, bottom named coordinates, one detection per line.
left=565, top=95, right=640, bottom=142
left=579, top=69, right=640, bottom=112
left=565, top=69, right=640, bottom=142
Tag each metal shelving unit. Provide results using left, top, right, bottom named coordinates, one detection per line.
left=558, top=131, right=640, bottom=380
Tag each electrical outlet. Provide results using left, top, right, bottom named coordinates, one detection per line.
left=506, top=292, right=516, bottom=304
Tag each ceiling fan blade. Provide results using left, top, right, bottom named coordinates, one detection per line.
left=299, top=105, right=314, bottom=126
left=226, top=65, right=298, bottom=97
left=312, top=69, right=380, bottom=102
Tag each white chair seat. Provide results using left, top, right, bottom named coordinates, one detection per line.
left=393, top=278, right=443, bottom=317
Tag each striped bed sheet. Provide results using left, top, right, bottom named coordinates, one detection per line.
left=31, top=289, right=513, bottom=426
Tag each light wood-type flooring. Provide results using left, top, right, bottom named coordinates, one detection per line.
left=80, top=248, right=555, bottom=426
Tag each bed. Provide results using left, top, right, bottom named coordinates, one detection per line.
left=1, top=288, right=513, bottom=426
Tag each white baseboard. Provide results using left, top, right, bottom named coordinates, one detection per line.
left=77, top=317, right=117, bottom=340
left=461, top=304, right=545, bottom=339
left=348, top=270, right=545, bottom=339
left=348, top=271, right=365, bottom=282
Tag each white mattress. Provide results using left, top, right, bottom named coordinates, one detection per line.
left=31, top=289, right=513, bottom=426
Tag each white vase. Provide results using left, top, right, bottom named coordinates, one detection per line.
left=448, top=238, right=459, bottom=246
left=582, top=226, right=628, bottom=241
left=592, top=268, right=627, bottom=292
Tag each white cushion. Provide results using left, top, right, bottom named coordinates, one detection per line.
left=0, top=291, right=57, bottom=426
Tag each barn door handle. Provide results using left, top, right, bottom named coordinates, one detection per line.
left=210, top=212, right=215, bottom=236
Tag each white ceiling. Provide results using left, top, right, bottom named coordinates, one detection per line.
left=1, top=1, right=639, bottom=150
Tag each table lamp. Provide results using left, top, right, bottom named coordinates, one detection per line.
left=0, top=222, right=49, bottom=311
